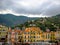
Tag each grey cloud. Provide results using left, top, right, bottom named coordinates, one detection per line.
left=43, top=4, right=60, bottom=16
left=12, top=1, right=51, bottom=15
left=0, top=0, right=60, bottom=17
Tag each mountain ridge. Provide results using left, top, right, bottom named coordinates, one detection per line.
left=0, top=14, right=60, bottom=27
left=0, top=14, right=39, bottom=27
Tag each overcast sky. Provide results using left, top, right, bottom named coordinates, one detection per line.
left=0, top=0, right=60, bottom=17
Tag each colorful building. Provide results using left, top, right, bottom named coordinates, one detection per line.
left=8, top=28, right=22, bottom=43
left=0, top=25, right=60, bottom=43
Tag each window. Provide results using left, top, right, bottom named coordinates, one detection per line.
left=46, top=34, right=47, bottom=39
left=48, top=34, right=50, bottom=39
left=28, top=40, right=30, bottom=42
left=28, top=36, right=30, bottom=38
left=24, top=40, right=26, bottom=42
left=42, top=35, right=44, bottom=38
left=34, top=40, right=35, bottom=42
left=34, top=36, right=35, bottom=38
left=31, top=40, right=32, bottom=42
left=25, top=36, right=26, bottom=38
left=1, top=38, right=5, bottom=40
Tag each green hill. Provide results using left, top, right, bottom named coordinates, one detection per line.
left=0, top=14, right=38, bottom=27
left=15, top=14, right=60, bottom=31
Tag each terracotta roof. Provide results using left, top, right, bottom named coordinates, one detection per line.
left=24, top=27, right=41, bottom=32
left=25, top=28, right=30, bottom=32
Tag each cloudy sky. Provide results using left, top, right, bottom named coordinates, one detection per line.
left=0, top=0, right=60, bottom=17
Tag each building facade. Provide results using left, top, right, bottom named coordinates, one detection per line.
left=0, top=25, right=8, bottom=42
left=0, top=25, right=60, bottom=43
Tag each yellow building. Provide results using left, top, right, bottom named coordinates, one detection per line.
left=21, top=27, right=59, bottom=42
left=55, top=30, right=60, bottom=42
left=43, top=31, right=56, bottom=42
left=0, top=25, right=8, bottom=42
left=22, top=26, right=43, bottom=43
